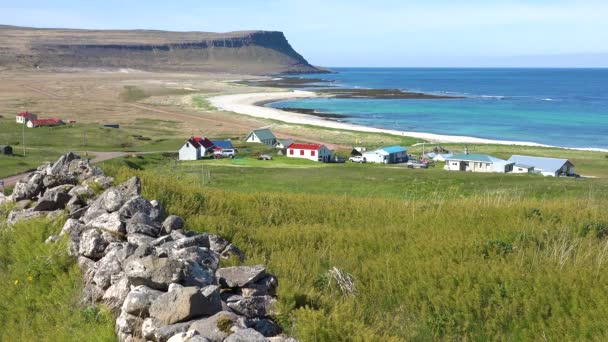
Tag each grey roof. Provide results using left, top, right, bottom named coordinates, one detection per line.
left=508, top=155, right=572, bottom=173
left=514, top=163, right=534, bottom=169
left=249, top=128, right=276, bottom=141
left=275, top=139, right=294, bottom=147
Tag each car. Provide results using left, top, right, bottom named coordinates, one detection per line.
left=257, top=154, right=273, bottom=160
left=406, top=160, right=428, bottom=169
left=213, top=149, right=236, bottom=158
left=349, top=156, right=366, bottom=163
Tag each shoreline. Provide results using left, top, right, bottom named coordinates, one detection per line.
left=209, top=90, right=608, bottom=152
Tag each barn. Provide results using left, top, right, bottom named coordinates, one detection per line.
left=286, top=143, right=333, bottom=162
left=508, top=155, right=575, bottom=177
left=16, top=111, right=37, bottom=124
left=26, top=118, right=64, bottom=128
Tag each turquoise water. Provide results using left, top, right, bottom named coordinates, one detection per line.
left=270, top=68, right=608, bottom=149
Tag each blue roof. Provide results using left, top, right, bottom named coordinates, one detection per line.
left=508, top=155, right=571, bottom=173
left=380, top=145, right=407, bottom=154
left=211, top=140, right=233, bottom=149
left=448, top=153, right=507, bottom=163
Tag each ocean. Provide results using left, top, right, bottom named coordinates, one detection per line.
left=270, top=68, right=608, bottom=149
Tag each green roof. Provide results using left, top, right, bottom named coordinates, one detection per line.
left=250, top=128, right=276, bottom=141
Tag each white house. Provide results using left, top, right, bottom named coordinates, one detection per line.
left=444, top=153, right=514, bottom=173
left=508, top=155, right=575, bottom=177
left=362, top=146, right=408, bottom=164
left=179, top=138, right=202, bottom=161
left=246, top=128, right=277, bottom=146
left=16, top=111, right=37, bottom=124
left=286, top=143, right=333, bottom=162
left=274, top=139, right=294, bottom=149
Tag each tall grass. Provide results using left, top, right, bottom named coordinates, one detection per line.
left=0, top=216, right=116, bottom=341
left=103, top=166, right=608, bottom=341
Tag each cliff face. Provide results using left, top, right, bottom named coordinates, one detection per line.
left=0, top=25, right=322, bottom=74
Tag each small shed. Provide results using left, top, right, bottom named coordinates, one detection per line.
left=286, top=143, right=333, bottom=162
left=0, top=145, right=13, bottom=155
left=246, top=128, right=277, bottom=146
left=178, top=138, right=202, bottom=161
left=274, top=139, right=294, bottom=149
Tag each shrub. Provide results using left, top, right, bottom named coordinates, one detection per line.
left=579, top=221, right=608, bottom=239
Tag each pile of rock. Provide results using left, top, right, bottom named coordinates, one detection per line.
left=1, top=153, right=295, bottom=342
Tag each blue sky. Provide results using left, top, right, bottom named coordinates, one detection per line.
left=1, top=0, right=607, bottom=67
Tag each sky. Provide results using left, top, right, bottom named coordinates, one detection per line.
left=1, top=0, right=607, bottom=67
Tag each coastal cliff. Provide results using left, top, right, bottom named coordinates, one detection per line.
left=0, top=25, right=322, bottom=74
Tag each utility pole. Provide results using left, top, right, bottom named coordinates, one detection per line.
left=22, top=118, right=26, bottom=157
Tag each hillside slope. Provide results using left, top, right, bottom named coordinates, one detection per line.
left=0, top=25, right=322, bottom=74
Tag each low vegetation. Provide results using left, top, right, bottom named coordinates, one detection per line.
left=118, top=86, right=148, bottom=102
left=0, top=216, right=115, bottom=341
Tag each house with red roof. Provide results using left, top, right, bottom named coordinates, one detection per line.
left=286, top=143, right=333, bottom=162
left=16, top=111, right=37, bottom=124
left=26, top=118, right=64, bottom=128
left=178, top=137, right=216, bottom=160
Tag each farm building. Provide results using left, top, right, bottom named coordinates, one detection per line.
left=511, top=164, right=535, bottom=174
left=362, top=146, right=408, bottom=164
left=274, top=139, right=294, bottom=149
left=0, top=145, right=13, bottom=155
left=444, top=153, right=514, bottom=173
left=26, top=118, right=64, bottom=128
left=178, top=138, right=202, bottom=161
left=287, top=143, right=333, bottom=162
left=508, top=155, right=575, bottom=177
left=16, top=111, right=37, bottom=124
left=246, top=128, right=277, bottom=146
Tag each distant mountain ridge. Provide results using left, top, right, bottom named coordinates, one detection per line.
left=0, top=25, right=323, bottom=74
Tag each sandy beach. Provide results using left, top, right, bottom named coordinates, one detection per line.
left=209, top=90, right=608, bottom=151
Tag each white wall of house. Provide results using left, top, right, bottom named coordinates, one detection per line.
left=179, top=142, right=200, bottom=161
left=287, top=146, right=333, bottom=162
left=26, top=121, right=35, bottom=128
left=362, top=151, right=388, bottom=164
left=246, top=133, right=261, bottom=143
left=512, top=166, right=533, bottom=174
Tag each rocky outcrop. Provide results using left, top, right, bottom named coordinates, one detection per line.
left=1, top=153, right=295, bottom=342
left=0, top=25, right=324, bottom=74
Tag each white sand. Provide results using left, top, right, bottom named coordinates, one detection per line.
left=209, top=90, right=608, bottom=152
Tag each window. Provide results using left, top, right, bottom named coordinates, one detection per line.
left=289, top=149, right=294, bottom=155
left=311, top=150, right=316, bottom=156
left=300, top=149, right=304, bottom=156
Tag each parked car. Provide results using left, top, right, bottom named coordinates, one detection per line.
left=333, top=156, right=346, bottom=163
left=406, top=160, right=428, bottom=169
left=258, top=154, right=273, bottom=160
left=214, top=149, right=236, bottom=158
left=349, top=156, right=366, bottom=163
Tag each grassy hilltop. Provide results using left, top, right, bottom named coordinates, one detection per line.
left=3, top=147, right=607, bottom=340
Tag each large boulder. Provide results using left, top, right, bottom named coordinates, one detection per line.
left=149, top=286, right=222, bottom=325
left=143, top=319, right=194, bottom=342
left=188, top=311, right=240, bottom=342
left=162, top=215, right=184, bottom=234
left=167, top=330, right=208, bottom=342
left=103, top=188, right=125, bottom=212
left=32, top=187, right=72, bottom=211
left=124, top=256, right=184, bottom=291
left=102, top=276, right=131, bottom=312
left=181, top=261, right=215, bottom=288
left=79, top=229, right=109, bottom=260
left=116, top=310, right=144, bottom=335
left=241, top=275, right=278, bottom=298
left=216, top=265, right=266, bottom=288
left=122, top=285, right=164, bottom=317
left=11, top=172, right=44, bottom=201
left=227, top=296, right=276, bottom=318
left=224, top=328, right=268, bottom=342
left=119, top=196, right=154, bottom=220
left=7, top=209, right=47, bottom=226
left=89, top=212, right=126, bottom=234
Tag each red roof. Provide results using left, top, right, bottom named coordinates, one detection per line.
left=185, top=138, right=202, bottom=148
left=30, top=118, right=62, bottom=126
left=288, top=143, right=322, bottom=150
left=193, top=137, right=215, bottom=149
